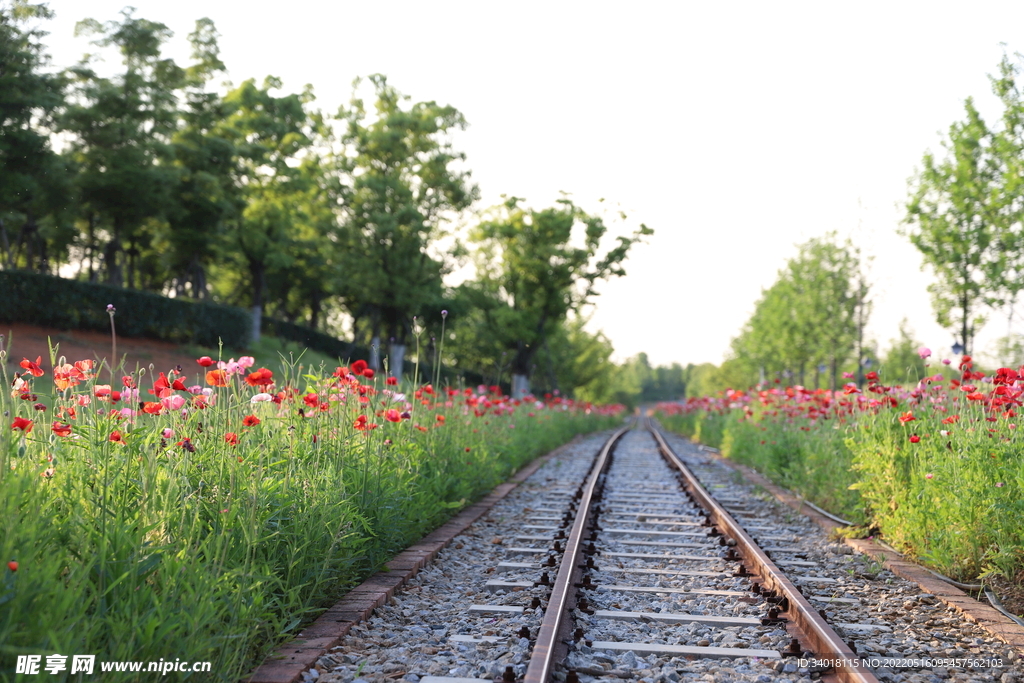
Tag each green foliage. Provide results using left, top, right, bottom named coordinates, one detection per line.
left=260, top=317, right=370, bottom=363
left=684, top=358, right=758, bottom=398
left=879, top=320, right=928, bottom=385
left=731, top=233, right=868, bottom=389
left=660, top=365, right=1024, bottom=580
left=464, top=196, right=651, bottom=394
left=0, top=349, right=616, bottom=679
left=0, top=270, right=250, bottom=347
left=903, top=98, right=995, bottom=355
left=847, top=406, right=1024, bottom=579
left=660, top=408, right=866, bottom=527
left=334, top=74, right=477, bottom=362
left=0, top=0, right=70, bottom=272
left=61, top=9, right=185, bottom=289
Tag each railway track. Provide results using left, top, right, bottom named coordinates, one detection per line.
left=311, top=423, right=1020, bottom=683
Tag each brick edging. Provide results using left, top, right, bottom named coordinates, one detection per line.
left=688, top=441, right=1024, bottom=653
left=244, top=434, right=588, bottom=683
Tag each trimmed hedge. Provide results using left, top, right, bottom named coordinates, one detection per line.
left=0, top=270, right=251, bottom=348
left=0, top=270, right=490, bottom=386
left=262, top=316, right=370, bottom=361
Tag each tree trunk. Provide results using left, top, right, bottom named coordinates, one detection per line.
left=370, top=337, right=380, bottom=370
left=961, top=289, right=970, bottom=356
left=0, top=218, right=9, bottom=269
left=250, top=258, right=265, bottom=343
left=309, top=293, right=322, bottom=330
left=512, top=373, right=530, bottom=399
left=106, top=218, right=123, bottom=287
left=369, top=309, right=382, bottom=371
left=87, top=214, right=97, bottom=282
left=389, top=342, right=406, bottom=380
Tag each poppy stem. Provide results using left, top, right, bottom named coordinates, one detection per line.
left=107, top=304, right=117, bottom=385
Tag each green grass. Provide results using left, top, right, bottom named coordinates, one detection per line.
left=0, top=345, right=618, bottom=681
left=657, top=376, right=1024, bottom=583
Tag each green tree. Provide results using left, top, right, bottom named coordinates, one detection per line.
left=987, top=53, right=1024, bottom=335
left=61, top=9, right=186, bottom=288
left=212, top=77, right=323, bottom=341
left=466, top=196, right=651, bottom=397
left=335, top=75, right=477, bottom=377
left=532, top=316, right=618, bottom=401
left=164, top=18, right=235, bottom=299
left=879, top=320, right=928, bottom=385
left=731, top=234, right=867, bottom=388
left=903, top=98, right=997, bottom=355
left=0, top=0, right=70, bottom=272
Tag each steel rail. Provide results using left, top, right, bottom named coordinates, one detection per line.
left=522, top=425, right=631, bottom=683
left=646, top=420, right=878, bottom=683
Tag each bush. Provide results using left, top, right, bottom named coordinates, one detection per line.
left=261, top=316, right=369, bottom=361
left=0, top=270, right=251, bottom=348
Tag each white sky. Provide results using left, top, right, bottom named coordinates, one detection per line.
left=37, top=1, right=1024, bottom=367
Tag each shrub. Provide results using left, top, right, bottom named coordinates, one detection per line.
left=0, top=270, right=251, bottom=348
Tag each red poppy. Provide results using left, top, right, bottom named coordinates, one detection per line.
left=51, top=422, right=72, bottom=437
left=53, top=363, right=86, bottom=391
left=11, top=417, right=33, bottom=433
left=351, top=360, right=368, bottom=375
left=909, top=435, right=921, bottom=443
left=362, top=368, right=375, bottom=379
left=122, top=375, right=136, bottom=388
left=353, top=414, right=370, bottom=431
left=865, top=371, right=879, bottom=382
left=435, top=414, right=445, bottom=424
left=7, top=561, right=16, bottom=572
left=386, top=376, right=398, bottom=386
left=898, top=411, right=916, bottom=424
left=245, top=368, right=274, bottom=387
left=242, top=415, right=260, bottom=427
left=414, top=424, right=428, bottom=432
left=224, top=432, right=239, bottom=446
left=303, top=393, right=319, bottom=408
left=142, top=402, right=163, bottom=415
left=941, top=414, right=960, bottom=424
left=19, top=356, right=44, bottom=377
left=205, top=370, right=228, bottom=387
left=197, top=356, right=216, bottom=367
left=172, top=378, right=187, bottom=391
left=151, top=372, right=171, bottom=397
left=385, top=409, right=401, bottom=423
left=109, top=430, right=125, bottom=444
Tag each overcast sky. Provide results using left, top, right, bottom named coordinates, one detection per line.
left=36, top=1, right=1024, bottom=366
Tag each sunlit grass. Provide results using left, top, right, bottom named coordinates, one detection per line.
left=657, top=364, right=1024, bottom=582
left=0, top=342, right=619, bottom=680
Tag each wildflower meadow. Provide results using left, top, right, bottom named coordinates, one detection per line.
left=0, top=333, right=622, bottom=679
left=657, top=351, right=1024, bottom=583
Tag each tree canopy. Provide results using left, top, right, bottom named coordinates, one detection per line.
left=461, top=196, right=651, bottom=396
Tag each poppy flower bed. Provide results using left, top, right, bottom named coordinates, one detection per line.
left=657, top=354, right=1024, bottom=584
left=0, top=348, right=623, bottom=678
